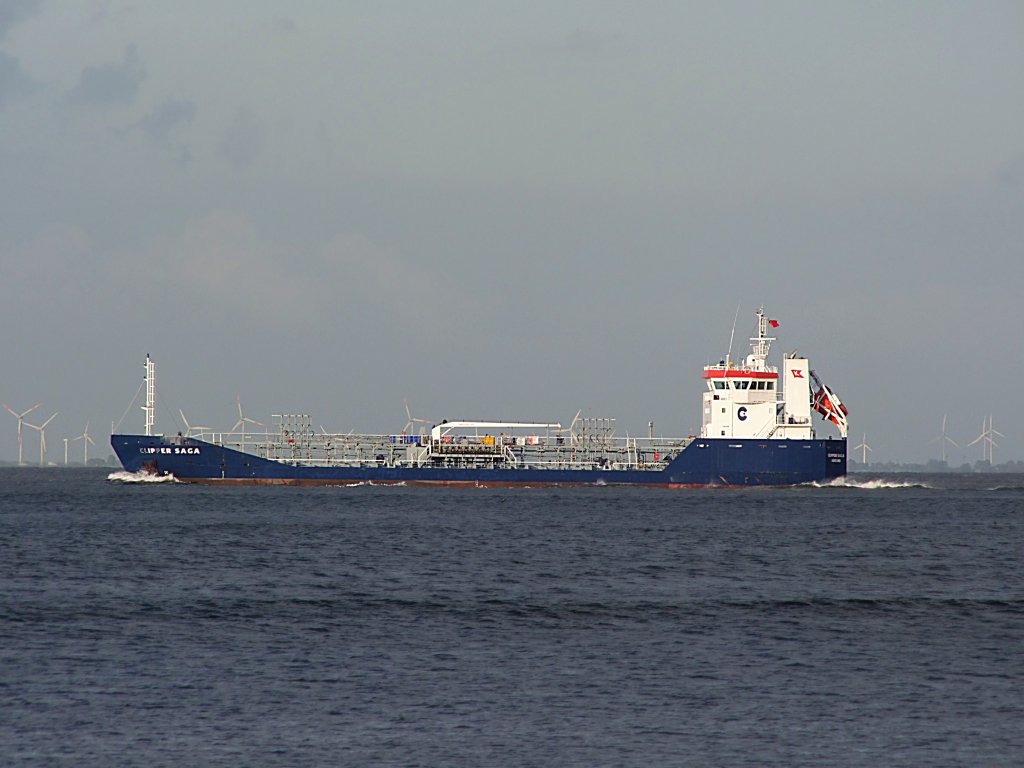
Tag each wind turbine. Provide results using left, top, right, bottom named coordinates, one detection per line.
left=853, top=432, right=872, bottom=465
left=967, top=414, right=1004, bottom=465
left=402, top=398, right=433, bottom=436
left=179, top=409, right=211, bottom=438
left=25, top=412, right=58, bottom=466
left=230, top=395, right=264, bottom=447
left=73, top=422, right=97, bottom=465
left=929, top=414, right=958, bottom=464
left=3, top=402, right=41, bottom=466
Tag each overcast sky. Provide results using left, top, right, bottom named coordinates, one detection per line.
left=1, top=1, right=1022, bottom=465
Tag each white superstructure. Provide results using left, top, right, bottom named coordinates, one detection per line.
left=700, top=309, right=847, bottom=440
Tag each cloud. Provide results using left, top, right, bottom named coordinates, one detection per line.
left=137, top=97, right=195, bottom=163
left=68, top=44, right=146, bottom=107
left=0, top=0, right=36, bottom=107
left=0, top=0, right=39, bottom=41
left=86, top=0, right=137, bottom=27
left=0, top=49, right=31, bottom=106
left=140, top=98, right=195, bottom=141
left=221, top=106, right=261, bottom=167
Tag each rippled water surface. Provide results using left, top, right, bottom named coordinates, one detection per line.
left=2, top=468, right=1022, bottom=766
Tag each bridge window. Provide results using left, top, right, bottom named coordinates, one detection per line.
left=767, top=381, right=775, bottom=390
left=714, top=381, right=727, bottom=390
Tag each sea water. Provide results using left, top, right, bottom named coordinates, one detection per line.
left=1, top=468, right=1022, bottom=766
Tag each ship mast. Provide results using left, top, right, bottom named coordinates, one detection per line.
left=746, top=307, right=775, bottom=371
left=142, top=354, right=155, bottom=436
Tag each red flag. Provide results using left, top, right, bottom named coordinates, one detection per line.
left=769, top=319, right=780, bottom=328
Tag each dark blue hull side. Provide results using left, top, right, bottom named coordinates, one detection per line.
left=111, top=435, right=846, bottom=486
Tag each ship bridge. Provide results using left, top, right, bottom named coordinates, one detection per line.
left=700, top=308, right=820, bottom=440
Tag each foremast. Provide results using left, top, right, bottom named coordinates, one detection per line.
left=142, top=354, right=155, bottom=437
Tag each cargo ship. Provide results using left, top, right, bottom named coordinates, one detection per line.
left=111, top=309, right=848, bottom=486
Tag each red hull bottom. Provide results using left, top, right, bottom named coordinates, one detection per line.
left=174, top=476, right=717, bottom=489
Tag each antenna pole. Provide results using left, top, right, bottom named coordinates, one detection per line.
left=725, top=302, right=741, bottom=367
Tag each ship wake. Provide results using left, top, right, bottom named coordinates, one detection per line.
left=107, top=470, right=178, bottom=484
left=809, top=477, right=931, bottom=490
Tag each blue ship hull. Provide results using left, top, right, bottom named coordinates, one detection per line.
left=111, top=434, right=846, bottom=487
